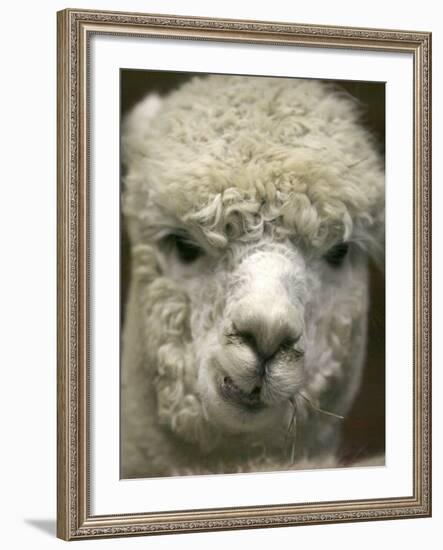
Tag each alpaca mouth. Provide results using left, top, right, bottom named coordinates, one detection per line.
left=220, top=376, right=265, bottom=412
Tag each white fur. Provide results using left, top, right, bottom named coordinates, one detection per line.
left=121, top=76, right=385, bottom=478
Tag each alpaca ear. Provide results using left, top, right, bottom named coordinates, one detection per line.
left=121, top=93, right=163, bottom=166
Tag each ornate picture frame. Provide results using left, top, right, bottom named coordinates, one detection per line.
left=57, top=8, right=431, bottom=540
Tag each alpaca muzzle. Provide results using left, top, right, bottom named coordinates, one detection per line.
left=217, top=247, right=307, bottom=409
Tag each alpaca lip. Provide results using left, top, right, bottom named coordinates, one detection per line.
left=220, top=376, right=265, bottom=412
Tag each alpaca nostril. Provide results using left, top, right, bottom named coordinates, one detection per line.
left=236, top=330, right=257, bottom=350
left=233, top=324, right=302, bottom=361
left=228, top=294, right=305, bottom=361
left=280, top=335, right=301, bottom=350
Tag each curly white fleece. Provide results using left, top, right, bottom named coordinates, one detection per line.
left=121, top=75, right=385, bottom=478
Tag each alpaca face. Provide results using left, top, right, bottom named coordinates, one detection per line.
left=145, top=211, right=368, bottom=442
left=123, top=75, right=384, bottom=455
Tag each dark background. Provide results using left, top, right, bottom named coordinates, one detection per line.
left=120, top=70, right=386, bottom=463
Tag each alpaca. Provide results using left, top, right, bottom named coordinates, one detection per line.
left=121, top=75, right=385, bottom=478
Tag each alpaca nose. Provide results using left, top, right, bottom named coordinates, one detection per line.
left=230, top=299, right=303, bottom=360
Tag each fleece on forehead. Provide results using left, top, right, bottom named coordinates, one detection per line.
left=122, top=75, right=384, bottom=250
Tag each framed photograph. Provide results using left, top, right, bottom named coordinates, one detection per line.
left=57, top=8, right=431, bottom=540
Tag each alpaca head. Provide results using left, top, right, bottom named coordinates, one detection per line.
left=122, top=75, right=384, bottom=455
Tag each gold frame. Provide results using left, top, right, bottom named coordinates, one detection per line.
left=57, top=8, right=432, bottom=540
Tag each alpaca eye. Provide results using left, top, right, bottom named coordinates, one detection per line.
left=165, top=234, right=204, bottom=264
left=324, top=242, right=349, bottom=267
